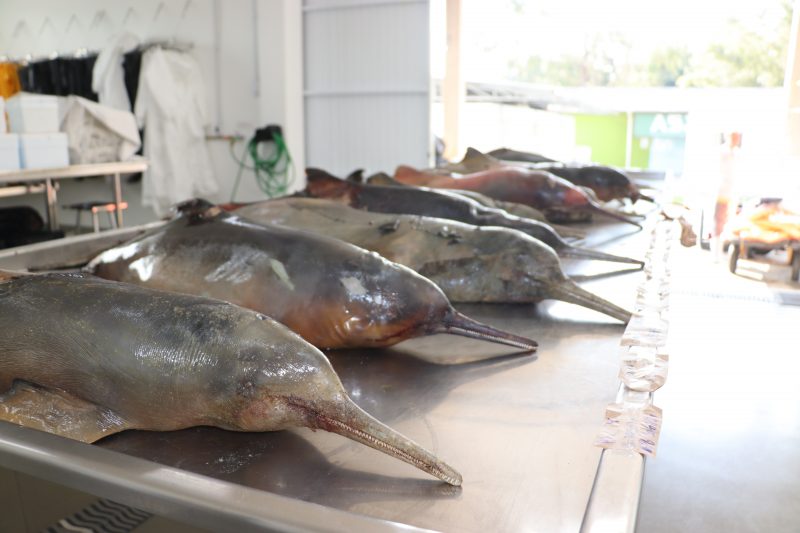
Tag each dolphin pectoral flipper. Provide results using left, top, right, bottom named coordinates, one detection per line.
left=0, top=381, right=131, bottom=443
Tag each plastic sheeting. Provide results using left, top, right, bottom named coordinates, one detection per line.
left=61, top=95, right=140, bottom=164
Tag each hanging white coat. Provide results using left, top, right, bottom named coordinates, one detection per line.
left=135, top=47, right=218, bottom=216
left=92, top=33, right=139, bottom=112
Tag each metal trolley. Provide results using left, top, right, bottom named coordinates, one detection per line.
left=727, top=237, right=800, bottom=282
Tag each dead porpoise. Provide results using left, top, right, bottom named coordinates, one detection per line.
left=0, top=271, right=461, bottom=484
left=234, top=198, right=632, bottom=323
left=86, top=200, right=536, bottom=352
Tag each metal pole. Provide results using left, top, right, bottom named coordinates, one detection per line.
left=113, top=173, right=124, bottom=227
left=625, top=111, right=634, bottom=168
left=44, top=177, right=58, bottom=232
left=784, top=0, right=800, bottom=155
left=443, top=0, right=463, bottom=161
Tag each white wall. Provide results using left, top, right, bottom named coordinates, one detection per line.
left=431, top=101, right=577, bottom=162
left=0, top=0, right=304, bottom=223
left=256, top=0, right=305, bottom=193
left=303, top=0, right=431, bottom=176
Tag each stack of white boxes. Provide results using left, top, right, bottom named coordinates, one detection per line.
left=0, top=96, right=22, bottom=171
left=4, top=93, right=69, bottom=170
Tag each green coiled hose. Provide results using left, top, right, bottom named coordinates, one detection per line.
left=230, top=125, right=294, bottom=201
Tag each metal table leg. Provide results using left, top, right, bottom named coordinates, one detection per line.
left=112, top=173, right=124, bottom=228
left=44, top=177, right=59, bottom=232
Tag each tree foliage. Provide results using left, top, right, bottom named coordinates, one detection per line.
left=510, top=0, right=793, bottom=88
left=648, top=47, right=691, bottom=87
left=677, top=3, right=792, bottom=87
left=511, top=32, right=634, bottom=86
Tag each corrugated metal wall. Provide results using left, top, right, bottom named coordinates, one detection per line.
left=303, top=0, right=431, bottom=176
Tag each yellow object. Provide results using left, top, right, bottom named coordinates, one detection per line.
left=728, top=203, right=800, bottom=243
left=0, top=63, right=21, bottom=99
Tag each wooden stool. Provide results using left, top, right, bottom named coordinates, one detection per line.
left=65, top=201, right=128, bottom=233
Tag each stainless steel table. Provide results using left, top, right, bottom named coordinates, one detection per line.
left=0, top=220, right=649, bottom=532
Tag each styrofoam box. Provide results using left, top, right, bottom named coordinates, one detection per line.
left=19, top=133, right=69, bottom=169
left=0, top=97, right=6, bottom=133
left=6, top=93, right=60, bottom=134
left=0, top=134, right=20, bottom=171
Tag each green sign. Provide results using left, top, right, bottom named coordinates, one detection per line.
left=633, top=113, right=687, bottom=139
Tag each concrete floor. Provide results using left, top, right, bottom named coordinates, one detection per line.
left=637, top=244, right=800, bottom=532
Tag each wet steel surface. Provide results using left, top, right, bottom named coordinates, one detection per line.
left=94, top=221, right=646, bottom=532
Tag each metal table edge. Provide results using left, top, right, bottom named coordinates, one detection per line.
left=0, top=422, right=432, bottom=533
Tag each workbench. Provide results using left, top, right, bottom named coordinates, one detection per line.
left=0, top=158, right=148, bottom=231
left=0, top=220, right=655, bottom=532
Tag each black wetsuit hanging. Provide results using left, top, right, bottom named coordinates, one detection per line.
left=17, top=55, right=99, bottom=101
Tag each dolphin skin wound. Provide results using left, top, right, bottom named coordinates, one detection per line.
left=86, top=200, right=536, bottom=352
left=0, top=271, right=462, bottom=484
left=305, top=170, right=642, bottom=267
left=234, top=198, right=632, bottom=323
